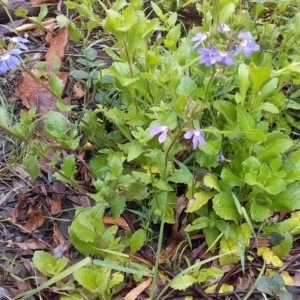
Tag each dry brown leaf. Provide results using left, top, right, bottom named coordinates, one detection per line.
left=103, top=216, right=131, bottom=231
left=50, top=197, right=62, bottom=215
left=45, top=27, right=69, bottom=69
left=14, top=239, right=48, bottom=250
left=124, top=277, right=152, bottom=300
left=20, top=208, right=45, bottom=233
left=73, top=82, right=85, bottom=99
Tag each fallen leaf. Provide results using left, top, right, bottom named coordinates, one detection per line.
left=103, top=216, right=130, bottom=231
left=20, top=207, right=45, bottom=233
left=50, top=197, right=62, bottom=215
left=14, top=239, right=48, bottom=250
left=124, top=277, right=152, bottom=300
left=257, top=247, right=283, bottom=267
left=73, top=82, right=85, bottom=98
left=45, top=27, right=69, bottom=69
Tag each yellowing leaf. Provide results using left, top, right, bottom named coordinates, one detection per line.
left=257, top=247, right=283, bottom=267
left=205, top=283, right=234, bottom=294
left=266, top=270, right=294, bottom=286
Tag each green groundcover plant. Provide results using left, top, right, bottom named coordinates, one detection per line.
left=2, top=0, right=300, bottom=299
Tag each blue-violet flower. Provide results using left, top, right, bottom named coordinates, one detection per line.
left=7, top=36, right=29, bottom=51
left=235, top=32, right=260, bottom=57
left=198, top=47, right=222, bottom=66
left=184, top=129, right=206, bottom=149
left=191, top=32, right=208, bottom=49
left=219, top=51, right=234, bottom=66
left=218, top=23, right=231, bottom=33
left=0, top=49, right=22, bottom=74
left=149, top=124, right=168, bottom=143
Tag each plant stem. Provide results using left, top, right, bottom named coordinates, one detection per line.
left=149, top=206, right=165, bottom=300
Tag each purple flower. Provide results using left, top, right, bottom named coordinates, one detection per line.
left=7, top=36, right=29, bottom=51
left=149, top=124, right=168, bottom=143
left=198, top=47, right=222, bottom=66
left=218, top=23, right=231, bottom=33
left=191, top=32, right=209, bottom=49
left=235, top=32, right=260, bottom=57
left=184, top=129, right=206, bottom=149
left=0, top=49, right=22, bottom=74
left=219, top=51, right=234, bottom=66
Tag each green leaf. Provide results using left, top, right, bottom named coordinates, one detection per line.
left=235, top=63, right=249, bottom=104
left=56, top=15, right=69, bottom=27
left=237, top=104, right=255, bottom=131
left=24, top=155, right=39, bottom=180
left=213, top=192, right=240, bottom=222
left=130, top=229, right=146, bottom=253
left=186, top=190, right=215, bottom=213
left=170, top=274, right=197, bottom=291
left=272, top=183, right=300, bottom=211
left=168, top=168, right=193, bottom=184
left=176, top=76, right=197, bottom=97
left=70, top=70, right=89, bottom=79
left=73, top=267, right=99, bottom=292
left=272, top=232, right=293, bottom=258
left=33, top=251, right=68, bottom=277
left=85, top=47, right=97, bottom=61
left=54, top=154, right=76, bottom=184
left=250, top=199, right=271, bottom=222
left=220, top=168, right=243, bottom=189
left=127, top=144, right=144, bottom=161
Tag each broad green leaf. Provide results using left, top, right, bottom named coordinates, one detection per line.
left=130, top=229, right=146, bottom=253
left=186, top=190, right=215, bottom=213
left=170, top=274, right=197, bottom=291
left=54, top=154, right=76, bottom=184
left=203, top=173, right=220, bottom=191
left=70, top=70, right=89, bottom=79
left=168, top=168, right=193, bottom=184
left=184, top=216, right=210, bottom=232
left=249, top=64, right=271, bottom=95
left=235, top=63, right=249, bottom=104
left=257, top=132, right=293, bottom=161
left=85, top=47, right=97, bottom=61
left=219, top=224, right=251, bottom=265
left=127, top=144, right=143, bottom=161
left=272, top=232, right=293, bottom=258
left=151, top=1, right=163, bottom=18
left=196, top=267, right=223, bottom=283
left=250, top=199, right=271, bottom=222
left=237, top=104, right=255, bottom=131
left=33, top=251, right=68, bottom=277
left=213, top=192, right=240, bottom=222
left=220, top=168, right=243, bottom=189
left=213, top=100, right=236, bottom=124
left=271, top=183, right=300, bottom=211
left=73, top=267, right=99, bottom=292
left=259, top=102, right=279, bottom=114
left=0, top=106, right=10, bottom=128
left=176, top=76, right=197, bottom=97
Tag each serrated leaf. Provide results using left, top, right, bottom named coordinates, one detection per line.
left=33, top=251, right=57, bottom=276
left=130, top=229, right=146, bottom=253
left=170, top=274, right=197, bottom=291
left=73, top=267, right=99, bottom=291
